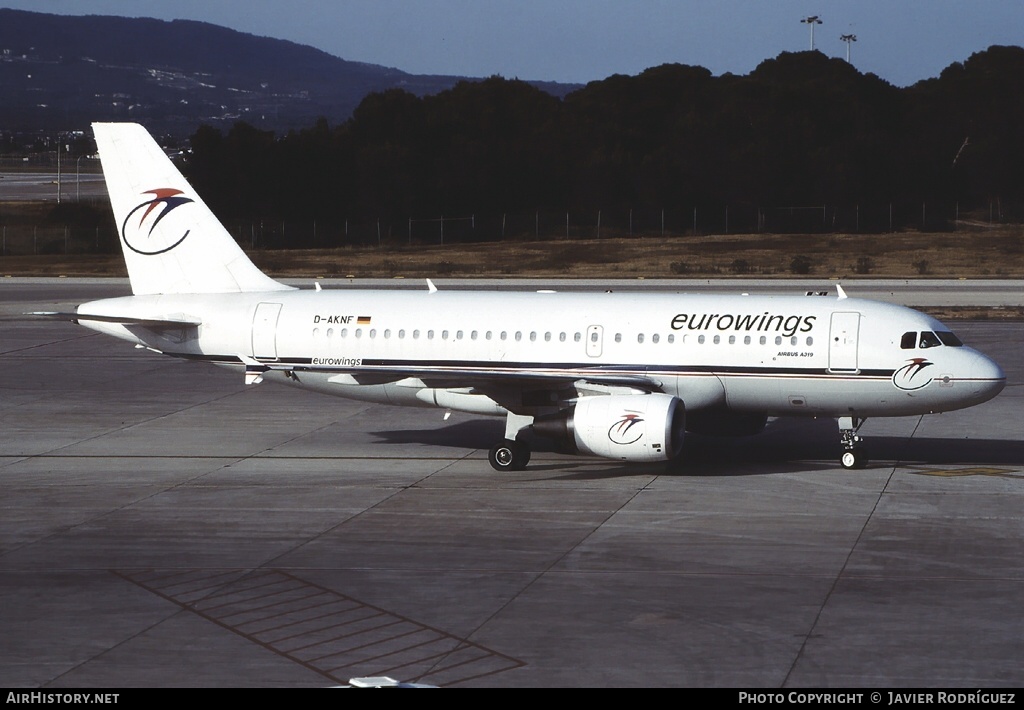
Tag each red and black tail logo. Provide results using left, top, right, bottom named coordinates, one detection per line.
left=121, top=188, right=195, bottom=255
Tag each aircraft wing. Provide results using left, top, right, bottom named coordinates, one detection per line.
left=243, top=357, right=663, bottom=393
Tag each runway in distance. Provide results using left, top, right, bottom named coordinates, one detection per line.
left=43, top=123, right=1007, bottom=471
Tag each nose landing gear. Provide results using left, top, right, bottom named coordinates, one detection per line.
left=838, top=416, right=868, bottom=469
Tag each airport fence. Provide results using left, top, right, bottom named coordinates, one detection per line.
left=0, top=200, right=1021, bottom=257
left=220, top=201, right=1022, bottom=250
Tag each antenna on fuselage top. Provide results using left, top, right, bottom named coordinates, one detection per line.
left=836, top=284, right=848, bottom=300
left=426, top=278, right=438, bottom=293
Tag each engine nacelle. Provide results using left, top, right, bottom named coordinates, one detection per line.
left=569, top=393, right=685, bottom=462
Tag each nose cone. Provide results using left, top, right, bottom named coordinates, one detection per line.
left=966, top=350, right=1006, bottom=404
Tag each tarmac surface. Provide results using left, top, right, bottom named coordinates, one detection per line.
left=1, top=279, right=1023, bottom=688
left=0, top=171, right=108, bottom=202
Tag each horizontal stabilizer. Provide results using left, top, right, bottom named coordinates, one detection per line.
left=29, top=311, right=202, bottom=328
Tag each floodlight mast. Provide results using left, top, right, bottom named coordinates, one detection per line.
left=840, top=33, right=857, bottom=63
left=801, top=15, right=822, bottom=51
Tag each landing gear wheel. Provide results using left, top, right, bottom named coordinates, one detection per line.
left=489, top=439, right=530, bottom=471
left=838, top=417, right=868, bottom=470
left=840, top=448, right=868, bottom=470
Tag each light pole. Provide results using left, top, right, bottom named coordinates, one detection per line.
left=55, top=134, right=70, bottom=204
left=801, top=15, right=822, bottom=51
left=76, top=154, right=94, bottom=201
left=840, top=33, right=857, bottom=63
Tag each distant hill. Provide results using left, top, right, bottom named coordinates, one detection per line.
left=0, top=9, right=578, bottom=135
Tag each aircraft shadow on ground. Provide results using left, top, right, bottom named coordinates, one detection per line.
left=371, top=415, right=1024, bottom=478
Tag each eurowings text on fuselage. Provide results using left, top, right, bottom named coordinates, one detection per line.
left=67, top=123, right=1006, bottom=471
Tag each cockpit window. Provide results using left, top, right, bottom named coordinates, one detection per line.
left=936, top=331, right=964, bottom=347
left=900, top=332, right=917, bottom=349
left=919, top=331, right=942, bottom=349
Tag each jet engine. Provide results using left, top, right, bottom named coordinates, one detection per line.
left=534, top=393, right=686, bottom=462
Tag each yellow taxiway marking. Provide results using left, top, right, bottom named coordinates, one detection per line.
left=905, top=466, right=1024, bottom=478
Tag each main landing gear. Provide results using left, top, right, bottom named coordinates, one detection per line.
left=489, top=412, right=535, bottom=471
left=489, top=438, right=531, bottom=471
left=838, top=416, right=868, bottom=469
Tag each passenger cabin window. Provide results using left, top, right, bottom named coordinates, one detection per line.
left=920, top=331, right=941, bottom=349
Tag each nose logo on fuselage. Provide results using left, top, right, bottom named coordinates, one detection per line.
left=608, top=411, right=644, bottom=445
left=121, top=188, right=194, bottom=255
left=892, top=357, right=934, bottom=391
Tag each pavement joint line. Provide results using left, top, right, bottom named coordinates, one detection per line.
left=783, top=414, right=924, bottom=686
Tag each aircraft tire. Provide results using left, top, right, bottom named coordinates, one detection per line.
left=840, top=448, right=868, bottom=470
left=489, top=439, right=530, bottom=471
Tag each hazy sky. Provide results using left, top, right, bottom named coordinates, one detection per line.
left=3, top=0, right=1022, bottom=86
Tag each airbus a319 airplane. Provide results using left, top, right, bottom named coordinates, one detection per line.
left=49, top=123, right=1006, bottom=471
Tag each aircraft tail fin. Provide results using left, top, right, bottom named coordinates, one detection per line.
left=92, top=122, right=291, bottom=296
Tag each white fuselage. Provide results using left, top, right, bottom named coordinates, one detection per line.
left=77, top=288, right=1006, bottom=420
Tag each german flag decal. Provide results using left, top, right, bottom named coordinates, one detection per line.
left=357, top=316, right=372, bottom=325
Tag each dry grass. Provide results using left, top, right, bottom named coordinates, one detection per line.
left=3, top=226, right=1024, bottom=280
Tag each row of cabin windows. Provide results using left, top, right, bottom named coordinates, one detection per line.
left=311, top=327, right=812, bottom=347
left=313, top=328, right=585, bottom=342
left=900, top=330, right=964, bottom=349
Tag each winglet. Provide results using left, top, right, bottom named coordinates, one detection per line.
left=836, top=284, right=848, bottom=300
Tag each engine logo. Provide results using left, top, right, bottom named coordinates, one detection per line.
left=608, top=411, right=644, bottom=445
left=121, top=188, right=195, bottom=255
left=892, top=357, right=934, bottom=391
